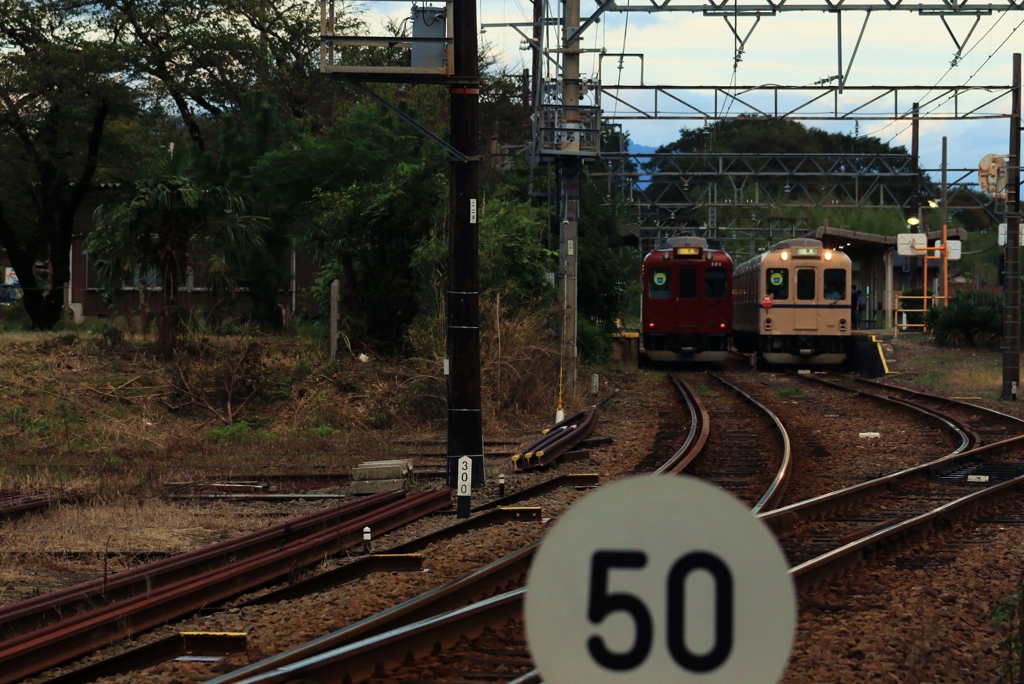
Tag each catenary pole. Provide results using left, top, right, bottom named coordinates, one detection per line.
left=1002, top=53, right=1021, bottom=401
left=559, top=0, right=581, bottom=400
left=447, top=0, right=485, bottom=484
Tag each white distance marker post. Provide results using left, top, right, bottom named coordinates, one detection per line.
left=457, top=455, right=472, bottom=519
left=525, top=476, right=796, bottom=684
left=362, top=526, right=371, bottom=555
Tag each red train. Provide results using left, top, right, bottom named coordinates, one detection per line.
left=641, top=236, right=733, bottom=362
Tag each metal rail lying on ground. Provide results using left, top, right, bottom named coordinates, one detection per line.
left=511, top=408, right=597, bottom=471
left=0, top=489, right=452, bottom=684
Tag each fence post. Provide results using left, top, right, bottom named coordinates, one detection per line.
left=330, top=278, right=340, bottom=360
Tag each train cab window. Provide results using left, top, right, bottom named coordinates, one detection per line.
left=705, top=269, right=727, bottom=299
left=650, top=268, right=671, bottom=299
left=679, top=268, right=697, bottom=299
left=796, top=269, right=816, bottom=301
left=766, top=268, right=789, bottom=299
left=824, top=269, right=847, bottom=301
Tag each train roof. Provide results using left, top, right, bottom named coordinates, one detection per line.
left=662, top=236, right=708, bottom=249
left=770, top=238, right=823, bottom=251
left=644, top=236, right=732, bottom=264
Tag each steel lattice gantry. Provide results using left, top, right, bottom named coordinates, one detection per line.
left=590, top=152, right=1001, bottom=231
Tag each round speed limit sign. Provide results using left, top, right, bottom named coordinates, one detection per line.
left=525, top=476, right=795, bottom=684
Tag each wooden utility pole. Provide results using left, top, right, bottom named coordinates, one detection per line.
left=1002, top=52, right=1021, bottom=401
left=559, top=0, right=581, bottom=399
left=446, top=0, right=484, bottom=484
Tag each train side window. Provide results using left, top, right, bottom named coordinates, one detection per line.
left=650, top=268, right=671, bottom=299
left=679, top=268, right=697, bottom=299
left=705, top=269, right=727, bottom=299
left=766, top=268, right=789, bottom=299
left=796, top=269, right=816, bottom=300
left=824, top=269, right=847, bottom=301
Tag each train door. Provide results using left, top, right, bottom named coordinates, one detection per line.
left=794, top=267, right=818, bottom=330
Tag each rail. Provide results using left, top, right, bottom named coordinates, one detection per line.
left=652, top=374, right=710, bottom=475
left=0, top=490, right=452, bottom=683
left=708, top=371, right=793, bottom=514
left=791, top=372, right=973, bottom=453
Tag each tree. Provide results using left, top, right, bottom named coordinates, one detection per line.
left=0, top=0, right=132, bottom=329
left=296, top=106, right=446, bottom=349
left=87, top=146, right=265, bottom=355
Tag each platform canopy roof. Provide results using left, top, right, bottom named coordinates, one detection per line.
left=804, top=225, right=967, bottom=253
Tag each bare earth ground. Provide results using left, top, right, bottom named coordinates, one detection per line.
left=0, top=330, right=1022, bottom=682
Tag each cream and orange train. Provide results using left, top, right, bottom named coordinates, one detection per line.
left=732, top=238, right=853, bottom=365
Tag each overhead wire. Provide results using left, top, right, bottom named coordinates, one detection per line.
left=864, top=11, right=1014, bottom=142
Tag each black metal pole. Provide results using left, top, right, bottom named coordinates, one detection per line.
left=1002, top=53, right=1021, bottom=401
left=447, top=0, right=484, bottom=486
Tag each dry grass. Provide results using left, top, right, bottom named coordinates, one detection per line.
left=0, top=315, right=570, bottom=492
left=888, top=336, right=1003, bottom=400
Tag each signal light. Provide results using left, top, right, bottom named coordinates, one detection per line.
left=720, top=323, right=726, bottom=328
left=648, top=322, right=655, bottom=328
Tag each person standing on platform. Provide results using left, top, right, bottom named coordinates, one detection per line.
left=851, top=284, right=865, bottom=330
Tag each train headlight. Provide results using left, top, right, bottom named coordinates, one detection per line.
left=780, top=251, right=789, bottom=261
left=824, top=250, right=833, bottom=261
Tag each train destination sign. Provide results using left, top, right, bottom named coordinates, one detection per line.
left=761, top=295, right=774, bottom=308
left=525, top=477, right=796, bottom=684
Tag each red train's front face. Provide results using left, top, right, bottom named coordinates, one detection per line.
left=641, top=239, right=733, bottom=362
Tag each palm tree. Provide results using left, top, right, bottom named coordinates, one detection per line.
left=87, top=146, right=266, bottom=355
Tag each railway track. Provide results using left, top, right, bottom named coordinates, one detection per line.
left=635, top=371, right=790, bottom=512
left=851, top=375, right=1024, bottom=447
left=32, top=377, right=1024, bottom=684
left=223, top=462, right=1024, bottom=684
left=0, top=489, right=453, bottom=683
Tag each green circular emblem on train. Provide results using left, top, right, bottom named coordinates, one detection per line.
left=653, top=272, right=667, bottom=286
left=770, top=273, right=783, bottom=286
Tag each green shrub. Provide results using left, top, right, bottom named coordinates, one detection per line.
left=308, top=425, right=339, bottom=438
left=777, top=387, right=803, bottom=397
left=927, top=290, right=1003, bottom=348
left=577, top=317, right=611, bottom=365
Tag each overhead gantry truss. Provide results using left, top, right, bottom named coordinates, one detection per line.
left=591, top=153, right=1000, bottom=226
left=600, top=84, right=1015, bottom=121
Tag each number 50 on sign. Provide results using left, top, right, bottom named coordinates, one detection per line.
left=525, top=476, right=795, bottom=684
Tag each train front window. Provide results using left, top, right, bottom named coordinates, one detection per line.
left=679, top=268, right=697, bottom=299
left=824, top=269, right=847, bottom=301
left=797, top=269, right=816, bottom=300
left=650, top=268, right=671, bottom=299
left=766, top=268, right=789, bottom=299
left=705, top=269, right=727, bottom=299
